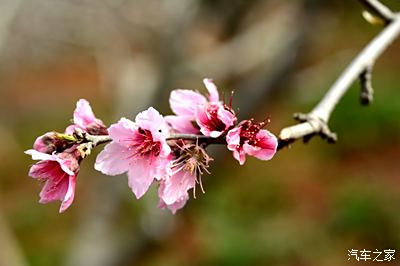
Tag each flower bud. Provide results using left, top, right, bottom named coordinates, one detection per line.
left=33, top=132, right=74, bottom=154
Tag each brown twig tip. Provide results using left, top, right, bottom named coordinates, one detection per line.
left=359, top=0, right=395, bottom=24
left=360, top=66, right=374, bottom=105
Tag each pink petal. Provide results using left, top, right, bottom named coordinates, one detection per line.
left=73, top=99, right=97, bottom=129
left=153, top=156, right=170, bottom=181
left=217, top=106, right=236, bottom=129
left=243, top=130, right=277, bottom=161
left=65, top=125, right=76, bottom=135
left=160, top=169, right=195, bottom=205
left=165, top=115, right=199, bottom=134
left=59, top=175, right=76, bottom=213
left=203, top=78, right=219, bottom=103
left=127, top=158, right=156, bottom=199
left=135, top=107, right=164, bottom=133
left=39, top=175, right=69, bottom=204
left=33, top=134, right=51, bottom=153
left=108, top=118, right=137, bottom=147
left=29, top=160, right=59, bottom=180
left=209, top=130, right=223, bottom=138
left=31, top=161, right=70, bottom=203
left=236, top=149, right=246, bottom=165
left=226, top=127, right=247, bottom=165
left=25, top=149, right=54, bottom=161
left=158, top=186, right=189, bottom=214
left=169, top=89, right=206, bottom=116
left=94, top=142, right=133, bottom=176
left=196, top=104, right=234, bottom=138
left=54, top=155, right=75, bottom=176
left=135, top=108, right=171, bottom=156
left=196, top=108, right=213, bottom=137
left=226, top=127, right=241, bottom=150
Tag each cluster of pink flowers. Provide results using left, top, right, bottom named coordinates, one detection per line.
left=25, top=99, right=107, bottom=213
left=26, top=79, right=278, bottom=214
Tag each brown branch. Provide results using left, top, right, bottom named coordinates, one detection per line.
left=278, top=2, right=400, bottom=149
left=166, top=134, right=226, bottom=145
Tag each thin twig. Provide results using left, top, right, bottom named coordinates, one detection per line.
left=278, top=3, right=400, bottom=149
left=84, top=134, right=112, bottom=147
left=166, top=134, right=226, bottom=145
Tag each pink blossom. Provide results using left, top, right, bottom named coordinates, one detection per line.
left=95, top=107, right=171, bottom=198
left=226, top=119, right=278, bottom=165
left=66, top=99, right=107, bottom=135
left=196, top=102, right=236, bottom=138
left=157, top=142, right=212, bottom=213
left=25, top=148, right=80, bottom=213
left=167, top=78, right=236, bottom=136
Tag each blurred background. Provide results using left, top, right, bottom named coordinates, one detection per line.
left=1, top=0, right=400, bottom=265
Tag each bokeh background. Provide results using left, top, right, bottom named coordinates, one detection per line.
left=1, top=0, right=400, bottom=265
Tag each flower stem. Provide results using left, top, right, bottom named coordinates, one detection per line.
left=84, top=134, right=112, bottom=147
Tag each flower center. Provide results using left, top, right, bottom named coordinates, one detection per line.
left=205, top=105, right=226, bottom=131
left=170, top=142, right=213, bottom=197
left=239, top=119, right=268, bottom=146
left=134, top=128, right=161, bottom=157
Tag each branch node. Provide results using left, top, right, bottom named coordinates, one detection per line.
left=359, top=0, right=394, bottom=24
left=319, top=121, right=338, bottom=143
left=279, top=113, right=337, bottom=150
left=360, top=66, right=374, bottom=105
left=294, top=113, right=337, bottom=143
left=293, top=112, right=310, bottom=122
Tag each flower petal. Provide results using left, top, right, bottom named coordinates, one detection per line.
left=94, top=142, right=132, bottom=176
left=158, top=185, right=189, bottom=214
left=54, top=155, right=75, bottom=176
left=234, top=149, right=246, bottom=165
left=203, top=78, right=219, bottom=103
left=217, top=106, right=236, bottom=129
left=160, top=169, right=195, bottom=205
left=209, top=131, right=223, bottom=138
left=169, top=89, right=206, bottom=116
left=34, top=161, right=70, bottom=203
left=59, top=175, right=76, bottom=213
left=108, top=118, right=137, bottom=147
left=135, top=107, right=163, bottom=132
left=127, top=158, right=155, bottom=199
left=226, top=127, right=241, bottom=150
left=243, top=130, right=277, bottom=161
left=226, top=127, right=247, bottom=165
left=165, top=115, right=199, bottom=134
left=73, top=99, right=97, bottom=129
left=65, top=125, right=76, bottom=135
left=25, top=149, right=54, bottom=161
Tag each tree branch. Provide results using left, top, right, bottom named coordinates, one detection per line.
left=166, top=134, right=226, bottom=145
left=278, top=3, right=400, bottom=149
left=84, top=134, right=112, bottom=147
